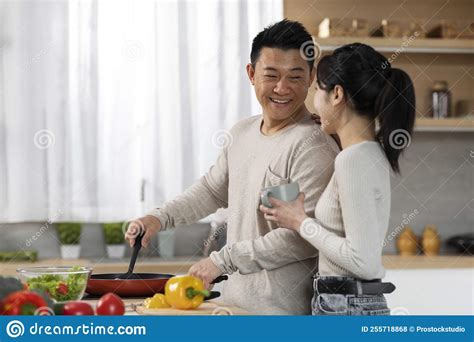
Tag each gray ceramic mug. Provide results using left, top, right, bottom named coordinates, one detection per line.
left=260, top=182, right=300, bottom=208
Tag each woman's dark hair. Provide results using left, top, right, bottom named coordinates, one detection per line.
left=316, top=43, right=415, bottom=173
left=251, top=19, right=315, bottom=71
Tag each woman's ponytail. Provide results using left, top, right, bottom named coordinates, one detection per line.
left=374, top=68, right=416, bottom=174
left=316, top=43, right=416, bottom=173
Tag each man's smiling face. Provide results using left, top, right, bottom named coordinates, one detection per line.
left=247, top=47, right=315, bottom=121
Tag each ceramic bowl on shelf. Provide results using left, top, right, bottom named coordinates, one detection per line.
left=447, top=234, right=474, bottom=255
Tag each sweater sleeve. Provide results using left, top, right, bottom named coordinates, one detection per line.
left=299, top=150, right=384, bottom=280
left=147, top=148, right=229, bottom=230
left=210, top=141, right=337, bottom=275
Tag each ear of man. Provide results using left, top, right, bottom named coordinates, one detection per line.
left=246, top=63, right=256, bottom=85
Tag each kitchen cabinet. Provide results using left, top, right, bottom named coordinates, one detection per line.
left=2, top=256, right=472, bottom=315
left=385, top=268, right=474, bottom=315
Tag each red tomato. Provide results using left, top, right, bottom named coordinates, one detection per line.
left=62, top=301, right=94, bottom=315
left=96, top=293, right=125, bottom=315
left=56, top=282, right=68, bottom=295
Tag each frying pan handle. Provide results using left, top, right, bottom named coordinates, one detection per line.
left=211, top=275, right=228, bottom=284
left=205, top=291, right=221, bottom=301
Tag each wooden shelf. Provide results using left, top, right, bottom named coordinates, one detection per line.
left=383, top=255, right=474, bottom=269
left=415, top=117, right=474, bottom=132
left=315, top=37, right=474, bottom=54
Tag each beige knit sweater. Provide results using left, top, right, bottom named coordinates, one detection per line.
left=300, top=141, right=391, bottom=280
left=148, top=114, right=339, bottom=314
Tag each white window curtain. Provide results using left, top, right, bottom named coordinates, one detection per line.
left=0, top=0, right=283, bottom=223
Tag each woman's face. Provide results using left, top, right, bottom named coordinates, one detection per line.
left=313, top=82, right=340, bottom=135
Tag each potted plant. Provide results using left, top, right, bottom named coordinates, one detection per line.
left=103, top=223, right=126, bottom=259
left=57, top=223, right=82, bottom=259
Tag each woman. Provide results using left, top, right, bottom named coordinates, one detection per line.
left=259, top=43, right=415, bottom=315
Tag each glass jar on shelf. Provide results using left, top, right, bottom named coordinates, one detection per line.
left=431, top=80, right=451, bottom=118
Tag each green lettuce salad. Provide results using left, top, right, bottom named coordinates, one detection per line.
left=26, top=267, right=88, bottom=302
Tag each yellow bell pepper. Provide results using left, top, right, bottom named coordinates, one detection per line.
left=165, top=275, right=210, bottom=310
left=143, top=293, right=170, bottom=309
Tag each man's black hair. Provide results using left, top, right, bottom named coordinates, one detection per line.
left=250, top=19, right=315, bottom=71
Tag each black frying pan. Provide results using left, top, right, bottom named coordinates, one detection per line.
left=86, top=233, right=227, bottom=297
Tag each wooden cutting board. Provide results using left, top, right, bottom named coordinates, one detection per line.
left=133, top=301, right=250, bottom=315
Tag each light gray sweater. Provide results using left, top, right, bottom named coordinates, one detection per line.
left=300, top=141, right=391, bottom=280
left=148, top=114, right=339, bottom=314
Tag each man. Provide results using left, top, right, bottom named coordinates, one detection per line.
left=126, top=19, right=339, bottom=315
